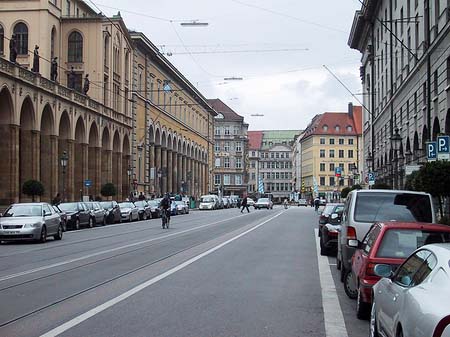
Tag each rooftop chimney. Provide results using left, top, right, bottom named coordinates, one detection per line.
left=348, top=102, right=353, bottom=118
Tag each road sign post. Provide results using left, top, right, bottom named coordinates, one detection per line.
left=368, top=172, right=375, bottom=186
left=426, top=141, right=437, bottom=162
left=437, top=136, right=450, bottom=160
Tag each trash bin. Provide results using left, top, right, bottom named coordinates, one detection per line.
left=190, top=197, right=196, bottom=209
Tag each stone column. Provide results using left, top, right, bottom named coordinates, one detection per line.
left=155, top=145, right=161, bottom=196
left=31, top=130, right=40, bottom=183
left=66, top=139, right=75, bottom=201
left=49, top=135, right=59, bottom=201
left=188, top=157, right=193, bottom=195
left=81, top=143, right=89, bottom=198
left=177, top=153, right=183, bottom=193
left=172, top=151, right=178, bottom=194
left=149, top=143, right=155, bottom=195
left=2, top=125, right=20, bottom=204
left=167, top=149, right=173, bottom=193
left=161, top=147, right=167, bottom=194
left=89, top=146, right=101, bottom=198
left=181, top=155, right=187, bottom=193
left=116, top=153, right=123, bottom=200
left=194, top=160, right=199, bottom=198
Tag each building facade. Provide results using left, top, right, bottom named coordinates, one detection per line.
left=301, top=105, right=363, bottom=201
left=131, top=33, right=215, bottom=199
left=247, top=130, right=302, bottom=203
left=349, top=0, right=450, bottom=188
left=0, top=0, right=133, bottom=204
left=291, top=132, right=304, bottom=200
left=209, top=99, right=248, bottom=197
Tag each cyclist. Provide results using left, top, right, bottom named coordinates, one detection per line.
left=283, top=198, right=289, bottom=209
left=160, top=193, right=171, bottom=229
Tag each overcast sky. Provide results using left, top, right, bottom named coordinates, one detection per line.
left=94, top=0, right=363, bottom=130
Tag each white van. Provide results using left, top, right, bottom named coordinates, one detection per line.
left=337, top=189, right=435, bottom=283
left=199, top=195, right=219, bottom=210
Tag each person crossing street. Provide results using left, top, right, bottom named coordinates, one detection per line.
left=240, top=195, right=250, bottom=213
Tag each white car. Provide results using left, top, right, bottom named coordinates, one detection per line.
left=371, top=243, right=450, bottom=337
left=246, top=198, right=255, bottom=207
left=199, top=195, right=219, bottom=210
left=118, top=202, right=139, bottom=222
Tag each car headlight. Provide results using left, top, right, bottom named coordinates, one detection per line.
left=24, top=223, right=41, bottom=228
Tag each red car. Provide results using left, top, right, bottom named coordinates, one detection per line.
left=348, top=221, right=450, bottom=320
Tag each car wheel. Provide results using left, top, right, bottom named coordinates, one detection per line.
left=75, top=218, right=80, bottom=230
left=88, top=217, right=94, bottom=228
left=102, top=217, right=107, bottom=226
left=39, top=225, right=47, bottom=243
left=344, top=270, right=358, bottom=299
left=129, top=214, right=132, bottom=222
left=62, top=220, right=67, bottom=232
left=54, top=224, right=63, bottom=240
left=356, top=286, right=370, bottom=320
left=320, top=237, right=328, bottom=256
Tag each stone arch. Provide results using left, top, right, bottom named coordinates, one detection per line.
left=40, top=104, right=56, bottom=201
left=58, top=111, right=71, bottom=201
left=19, top=97, right=37, bottom=201
left=122, top=134, right=131, bottom=198
left=148, top=124, right=155, bottom=145
left=0, top=87, right=15, bottom=204
left=74, top=117, right=86, bottom=198
left=413, top=130, right=420, bottom=159
left=88, top=122, right=100, bottom=197
left=421, top=125, right=429, bottom=152
left=155, top=128, right=161, bottom=146
left=432, top=117, right=440, bottom=141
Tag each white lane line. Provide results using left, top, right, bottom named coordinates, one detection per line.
left=0, top=213, right=251, bottom=283
left=40, top=211, right=284, bottom=337
left=314, top=229, right=349, bottom=337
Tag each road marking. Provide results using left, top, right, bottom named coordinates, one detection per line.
left=315, top=229, right=349, bottom=337
left=0, top=213, right=251, bottom=283
left=39, top=211, right=284, bottom=337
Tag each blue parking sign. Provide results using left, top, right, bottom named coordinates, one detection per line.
left=437, top=136, right=450, bottom=160
left=426, top=142, right=437, bottom=161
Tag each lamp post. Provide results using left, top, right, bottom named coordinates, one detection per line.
left=351, top=163, right=358, bottom=185
left=390, top=128, right=402, bottom=189
left=127, top=166, right=132, bottom=199
left=60, top=151, right=68, bottom=202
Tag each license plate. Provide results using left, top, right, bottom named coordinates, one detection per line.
left=5, top=231, right=20, bottom=234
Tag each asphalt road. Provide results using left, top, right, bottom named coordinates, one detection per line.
left=0, top=206, right=369, bottom=337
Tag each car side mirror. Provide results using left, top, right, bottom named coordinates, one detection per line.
left=348, top=239, right=360, bottom=248
left=373, top=264, right=393, bottom=278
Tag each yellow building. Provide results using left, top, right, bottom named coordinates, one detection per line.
left=301, top=105, right=363, bottom=200
left=130, top=32, right=216, bottom=198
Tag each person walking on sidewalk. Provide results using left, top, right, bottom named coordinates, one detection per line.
left=240, top=196, right=250, bottom=213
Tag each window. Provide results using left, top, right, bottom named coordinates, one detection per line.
left=215, top=143, right=220, bottom=152
left=394, top=250, right=431, bottom=287
left=348, top=139, right=354, bottom=145
left=339, top=138, right=344, bottom=145
left=280, top=153, right=284, bottom=159
left=215, top=127, right=220, bottom=135
left=330, top=163, right=335, bottom=172
left=276, top=152, right=279, bottom=159
left=234, top=126, right=240, bottom=135
left=223, top=175, right=230, bottom=185
left=329, top=149, right=335, bottom=158
left=224, top=142, right=230, bottom=151
left=224, top=127, right=230, bottom=135
left=235, top=175, right=242, bottom=185
left=434, top=70, right=438, bottom=96
left=251, top=173, right=256, bottom=180
left=347, top=125, right=353, bottom=132
left=235, top=141, right=242, bottom=151
left=68, top=31, right=83, bottom=62
left=320, top=149, right=325, bottom=158
left=329, top=138, right=335, bottom=145
left=286, top=153, right=289, bottom=159
left=320, top=163, right=325, bottom=172
left=214, top=174, right=221, bottom=185
left=224, top=158, right=230, bottom=168
left=339, top=149, right=344, bottom=158
left=215, top=158, right=220, bottom=167
left=0, top=25, right=3, bottom=55
left=320, top=177, right=325, bottom=186
left=320, top=138, right=325, bottom=145
left=335, top=125, right=340, bottom=131
left=348, top=150, right=354, bottom=158
left=251, top=151, right=256, bottom=157
left=251, top=161, right=255, bottom=168
left=322, top=125, right=328, bottom=131
left=329, top=177, right=335, bottom=186
left=270, top=153, right=274, bottom=159
left=236, top=158, right=242, bottom=168
left=14, top=23, right=28, bottom=55
left=275, top=172, right=280, bottom=179
left=66, top=0, right=70, bottom=15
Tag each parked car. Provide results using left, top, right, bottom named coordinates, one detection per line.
left=246, top=198, right=255, bottom=207
left=99, top=201, right=121, bottom=224
left=319, top=198, right=327, bottom=206
left=170, top=200, right=178, bottom=216
left=0, top=203, right=63, bottom=243
left=59, top=202, right=93, bottom=229
left=174, top=201, right=189, bottom=214
left=118, top=202, right=139, bottom=222
left=222, top=196, right=231, bottom=209
left=337, top=189, right=435, bottom=285
left=199, top=195, right=219, bottom=210
left=52, top=204, right=68, bottom=231
left=371, top=243, right=450, bottom=337
left=298, top=198, right=308, bottom=207
left=348, top=222, right=450, bottom=320
left=319, top=203, right=344, bottom=236
left=134, top=200, right=152, bottom=220
left=254, top=198, right=273, bottom=209
left=147, top=200, right=161, bottom=218
left=84, top=201, right=107, bottom=226
left=229, top=196, right=239, bottom=208
left=320, top=211, right=343, bottom=256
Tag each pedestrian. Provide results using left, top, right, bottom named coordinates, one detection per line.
left=9, top=34, right=18, bottom=63
left=240, top=195, right=250, bottom=213
left=138, top=192, right=145, bottom=201
left=83, top=74, right=90, bottom=95
left=51, top=57, right=58, bottom=82
left=31, top=45, right=40, bottom=73
left=314, top=197, right=320, bottom=213
left=52, top=193, right=61, bottom=206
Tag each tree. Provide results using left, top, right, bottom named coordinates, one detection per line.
left=340, top=187, right=352, bottom=199
left=101, top=183, right=117, bottom=199
left=22, top=180, right=45, bottom=202
left=372, top=182, right=392, bottom=190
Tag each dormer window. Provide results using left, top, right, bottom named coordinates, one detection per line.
left=347, top=125, right=353, bottom=132
left=335, top=125, right=340, bottom=131
left=322, top=124, right=328, bottom=131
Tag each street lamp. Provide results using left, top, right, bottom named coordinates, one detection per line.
left=60, top=151, right=68, bottom=202
left=127, top=166, right=132, bottom=199
left=390, top=128, right=402, bottom=189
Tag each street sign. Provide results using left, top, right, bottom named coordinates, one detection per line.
left=84, top=179, right=92, bottom=187
left=405, top=165, right=421, bottom=176
left=368, top=172, right=375, bottom=186
left=426, top=141, right=437, bottom=161
left=335, top=167, right=342, bottom=177
left=437, top=135, right=450, bottom=160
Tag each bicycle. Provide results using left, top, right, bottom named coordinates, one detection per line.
left=161, top=208, right=170, bottom=229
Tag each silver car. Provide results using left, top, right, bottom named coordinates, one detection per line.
left=0, top=203, right=63, bottom=243
left=118, top=202, right=139, bottom=222
left=371, top=243, right=450, bottom=337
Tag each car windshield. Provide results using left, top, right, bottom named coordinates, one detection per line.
left=134, top=201, right=146, bottom=207
left=377, top=229, right=450, bottom=258
left=354, top=193, right=433, bottom=223
left=201, top=197, right=214, bottom=203
left=100, top=202, right=114, bottom=209
left=257, top=198, right=269, bottom=203
left=119, top=202, right=134, bottom=208
left=84, top=203, right=94, bottom=210
left=148, top=200, right=159, bottom=207
left=3, top=205, right=42, bottom=217
left=59, top=203, right=79, bottom=212
left=323, top=205, right=336, bottom=215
